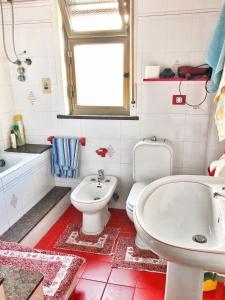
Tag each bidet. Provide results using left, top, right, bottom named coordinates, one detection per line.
left=71, top=175, right=117, bottom=235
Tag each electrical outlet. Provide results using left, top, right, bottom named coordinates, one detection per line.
left=42, top=78, right=51, bottom=94
left=172, top=95, right=186, bottom=105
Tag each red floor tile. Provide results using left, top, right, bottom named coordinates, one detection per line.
left=136, top=271, right=166, bottom=290
left=108, top=268, right=138, bottom=287
left=101, top=284, right=134, bottom=300
left=81, top=261, right=112, bottom=282
left=133, top=287, right=164, bottom=300
left=69, top=279, right=106, bottom=300
left=87, top=253, right=113, bottom=263
left=108, top=209, right=136, bottom=234
left=76, top=262, right=87, bottom=278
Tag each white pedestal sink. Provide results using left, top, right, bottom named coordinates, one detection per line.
left=134, top=175, right=225, bottom=300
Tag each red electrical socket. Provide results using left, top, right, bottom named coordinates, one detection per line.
left=172, top=95, right=186, bottom=105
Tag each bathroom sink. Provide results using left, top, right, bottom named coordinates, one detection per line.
left=134, top=175, right=225, bottom=300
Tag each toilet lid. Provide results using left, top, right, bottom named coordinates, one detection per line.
left=133, top=139, right=173, bottom=182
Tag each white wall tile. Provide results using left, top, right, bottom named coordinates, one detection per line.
left=14, top=24, right=54, bottom=58
left=184, top=114, right=209, bottom=142
left=140, top=114, right=186, bottom=141
left=170, top=141, right=184, bottom=168
left=137, top=0, right=167, bottom=15
left=166, top=0, right=191, bottom=12
left=184, top=82, right=211, bottom=115
left=166, top=16, right=192, bottom=52
left=13, top=84, right=60, bottom=112
left=175, top=167, right=205, bottom=175
left=55, top=119, right=82, bottom=137
left=80, top=162, right=121, bottom=179
left=121, top=120, right=141, bottom=139
left=19, top=111, right=56, bottom=136
left=191, top=13, right=219, bottom=52
left=0, top=113, right=13, bottom=141
left=2, top=2, right=52, bottom=25
left=81, top=120, right=121, bottom=139
left=0, top=87, right=14, bottom=114
left=0, top=60, right=11, bottom=85
left=25, top=135, right=49, bottom=145
left=121, top=139, right=138, bottom=164
left=141, top=17, right=167, bottom=53
left=183, top=141, right=206, bottom=169
left=163, top=52, right=190, bottom=69
left=193, top=0, right=222, bottom=10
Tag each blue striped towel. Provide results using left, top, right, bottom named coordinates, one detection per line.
left=51, top=137, right=80, bottom=178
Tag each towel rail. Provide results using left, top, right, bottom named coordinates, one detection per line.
left=47, top=136, right=86, bottom=146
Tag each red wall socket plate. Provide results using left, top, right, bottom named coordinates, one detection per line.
left=172, top=95, right=186, bottom=105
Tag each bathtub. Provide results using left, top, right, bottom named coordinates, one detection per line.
left=0, top=150, right=54, bottom=235
left=0, top=152, right=39, bottom=175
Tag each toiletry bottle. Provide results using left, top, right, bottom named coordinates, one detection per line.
left=10, top=130, right=17, bottom=149
left=13, top=125, right=22, bottom=147
left=15, top=114, right=26, bottom=146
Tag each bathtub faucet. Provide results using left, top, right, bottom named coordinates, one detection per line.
left=98, top=169, right=105, bottom=182
left=0, top=159, right=6, bottom=167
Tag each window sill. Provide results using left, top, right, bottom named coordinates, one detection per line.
left=57, top=114, right=139, bottom=120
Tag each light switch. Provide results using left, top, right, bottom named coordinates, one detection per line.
left=42, top=78, right=51, bottom=94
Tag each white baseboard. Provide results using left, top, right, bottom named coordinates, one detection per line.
left=20, top=192, right=71, bottom=248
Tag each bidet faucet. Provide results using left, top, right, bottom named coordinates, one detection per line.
left=98, top=169, right=105, bottom=182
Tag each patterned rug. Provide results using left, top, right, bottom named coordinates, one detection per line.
left=0, top=240, right=85, bottom=300
left=55, top=224, right=120, bottom=255
left=112, top=237, right=167, bottom=273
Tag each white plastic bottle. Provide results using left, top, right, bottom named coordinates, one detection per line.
left=10, top=130, right=17, bottom=149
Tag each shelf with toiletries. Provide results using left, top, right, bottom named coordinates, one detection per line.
left=143, top=77, right=209, bottom=82
left=5, top=144, right=52, bottom=154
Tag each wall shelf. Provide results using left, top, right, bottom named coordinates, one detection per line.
left=143, top=77, right=208, bottom=82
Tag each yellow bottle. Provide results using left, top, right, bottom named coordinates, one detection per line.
left=15, top=114, right=26, bottom=146
left=203, top=272, right=218, bottom=292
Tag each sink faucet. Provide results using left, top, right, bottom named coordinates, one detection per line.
left=98, top=169, right=105, bottom=182
left=213, top=192, right=225, bottom=199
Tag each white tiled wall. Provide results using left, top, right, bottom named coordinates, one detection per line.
left=1, top=0, right=225, bottom=208
left=0, top=43, right=14, bottom=151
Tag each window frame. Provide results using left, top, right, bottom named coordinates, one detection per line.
left=59, top=0, right=132, bottom=116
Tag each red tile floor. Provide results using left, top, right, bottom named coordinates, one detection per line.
left=35, top=206, right=225, bottom=300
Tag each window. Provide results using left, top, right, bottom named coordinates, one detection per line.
left=59, top=0, right=132, bottom=115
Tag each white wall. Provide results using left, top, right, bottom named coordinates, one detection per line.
left=2, top=0, right=225, bottom=208
left=0, top=26, right=15, bottom=151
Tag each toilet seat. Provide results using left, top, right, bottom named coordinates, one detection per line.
left=126, top=182, right=148, bottom=221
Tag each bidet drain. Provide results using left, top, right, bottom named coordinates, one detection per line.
left=192, top=234, right=207, bottom=244
left=93, top=197, right=101, bottom=200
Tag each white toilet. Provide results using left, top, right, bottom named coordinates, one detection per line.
left=71, top=172, right=117, bottom=235
left=126, top=137, right=173, bottom=249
